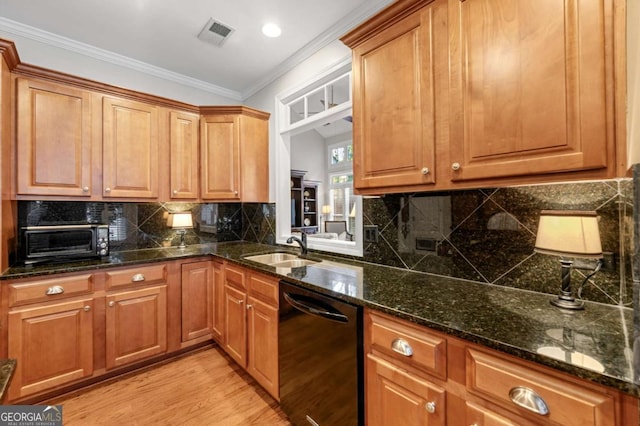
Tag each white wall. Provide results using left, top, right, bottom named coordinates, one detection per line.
left=0, top=32, right=239, bottom=105
left=244, top=40, right=352, bottom=201
left=628, top=0, right=639, bottom=166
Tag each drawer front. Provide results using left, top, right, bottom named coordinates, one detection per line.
left=105, top=264, right=167, bottom=290
left=467, top=348, right=617, bottom=426
left=8, top=274, right=93, bottom=307
left=224, top=264, right=246, bottom=290
left=248, top=272, right=278, bottom=306
left=368, top=312, right=446, bottom=379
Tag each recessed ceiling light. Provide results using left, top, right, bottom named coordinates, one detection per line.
left=262, top=23, right=282, bottom=38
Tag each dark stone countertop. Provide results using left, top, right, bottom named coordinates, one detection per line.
left=2, top=241, right=638, bottom=397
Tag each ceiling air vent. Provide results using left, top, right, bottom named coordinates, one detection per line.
left=198, top=18, right=235, bottom=47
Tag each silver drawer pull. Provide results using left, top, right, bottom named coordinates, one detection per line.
left=131, top=273, right=145, bottom=282
left=391, top=338, right=413, bottom=357
left=45, top=285, right=64, bottom=295
left=509, top=386, right=549, bottom=416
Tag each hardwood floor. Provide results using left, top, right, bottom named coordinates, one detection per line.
left=46, top=346, right=291, bottom=425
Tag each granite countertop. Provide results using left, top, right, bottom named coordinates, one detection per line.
left=2, top=241, right=637, bottom=396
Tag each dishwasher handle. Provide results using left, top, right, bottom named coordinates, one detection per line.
left=283, top=292, right=349, bottom=323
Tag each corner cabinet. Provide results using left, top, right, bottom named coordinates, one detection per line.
left=200, top=107, right=269, bottom=202
left=180, top=260, right=213, bottom=342
left=169, top=111, right=199, bottom=199
left=342, top=0, right=624, bottom=194
left=16, top=77, right=93, bottom=197
left=102, top=96, right=159, bottom=198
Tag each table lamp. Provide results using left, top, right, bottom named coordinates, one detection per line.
left=168, top=212, right=193, bottom=248
left=534, top=210, right=603, bottom=310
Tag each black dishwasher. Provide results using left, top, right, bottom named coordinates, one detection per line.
left=279, top=280, right=363, bottom=426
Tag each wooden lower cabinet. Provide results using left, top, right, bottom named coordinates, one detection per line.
left=223, top=283, right=247, bottom=366
left=365, top=309, right=637, bottom=426
left=105, top=285, right=167, bottom=370
left=366, top=354, right=445, bottom=425
left=7, top=298, right=94, bottom=400
left=221, top=263, right=279, bottom=400
left=211, top=260, right=224, bottom=343
left=247, top=295, right=278, bottom=398
left=181, top=260, right=213, bottom=342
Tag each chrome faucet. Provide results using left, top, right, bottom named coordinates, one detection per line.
left=286, top=233, right=308, bottom=256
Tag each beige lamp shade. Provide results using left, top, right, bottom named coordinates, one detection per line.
left=321, top=205, right=332, bottom=214
left=168, top=212, right=193, bottom=229
left=534, top=210, right=602, bottom=259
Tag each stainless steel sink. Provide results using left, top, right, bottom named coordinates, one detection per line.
left=243, top=252, right=319, bottom=268
left=270, top=259, right=318, bottom=268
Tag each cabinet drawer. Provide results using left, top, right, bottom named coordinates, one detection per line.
left=248, top=272, right=278, bottom=306
left=368, top=311, right=446, bottom=380
left=105, top=264, right=166, bottom=290
left=224, top=264, right=246, bottom=290
left=466, top=348, right=617, bottom=426
left=8, top=274, right=93, bottom=307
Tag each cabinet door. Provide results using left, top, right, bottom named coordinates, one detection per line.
left=16, top=78, right=92, bottom=196
left=212, top=260, right=224, bottom=343
left=247, top=296, right=278, bottom=399
left=181, top=261, right=212, bottom=342
left=200, top=114, right=240, bottom=200
left=103, top=96, right=159, bottom=198
left=105, top=285, right=167, bottom=369
left=448, top=0, right=610, bottom=181
left=170, top=111, right=199, bottom=199
left=366, top=354, right=445, bottom=426
left=8, top=298, right=94, bottom=400
left=223, top=284, right=246, bottom=367
left=351, top=3, right=445, bottom=190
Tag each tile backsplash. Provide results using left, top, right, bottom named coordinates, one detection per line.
left=17, top=201, right=276, bottom=252
left=16, top=178, right=633, bottom=307
left=358, top=179, right=634, bottom=307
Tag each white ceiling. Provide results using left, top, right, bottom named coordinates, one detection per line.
left=0, top=0, right=393, bottom=100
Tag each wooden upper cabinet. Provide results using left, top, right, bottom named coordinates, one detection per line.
left=200, top=107, right=269, bottom=202
left=200, top=114, right=240, bottom=200
left=348, top=1, right=445, bottom=190
left=448, top=0, right=612, bottom=181
left=102, top=96, right=159, bottom=198
left=16, top=78, right=92, bottom=196
left=170, top=111, right=199, bottom=199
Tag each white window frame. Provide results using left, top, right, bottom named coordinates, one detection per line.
left=274, top=59, right=363, bottom=256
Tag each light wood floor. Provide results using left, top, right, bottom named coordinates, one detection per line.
left=47, top=346, right=292, bottom=426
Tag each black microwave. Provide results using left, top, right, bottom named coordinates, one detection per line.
left=21, top=224, right=110, bottom=265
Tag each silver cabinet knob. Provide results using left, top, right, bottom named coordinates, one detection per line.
left=105, top=187, right=111, bottom=193
left=391, top=338, right=413, bottom=357
left=246, top=304, right=253, bottom=310
left=238, top=299, right=244, bottom=305
left=84, top=305, right=91, bottom=312
left=421, top=167, right=430, bottom=175
left=509, top=387, right=549, bottom=415
left=451, top=162, right=461, bottom=171
left=425, top=401, right=436, bottom=414
left=173, top=189, right=178, bottom=195
left=45, top=285, right=64, bottom=295
left=82, top=186, right=89, bottom=192
left=234, top=191, right=239, bottom=195
left=109, top=301, right=115, bottom=307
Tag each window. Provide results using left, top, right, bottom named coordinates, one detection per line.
left=274, top=61, right=363, bottom=256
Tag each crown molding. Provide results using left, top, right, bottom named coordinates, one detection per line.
left=241, top=0, right=394, bottom=100
left=0, top=0, right=393, bottom=102
left=0, top=17, right=243, bottom=101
